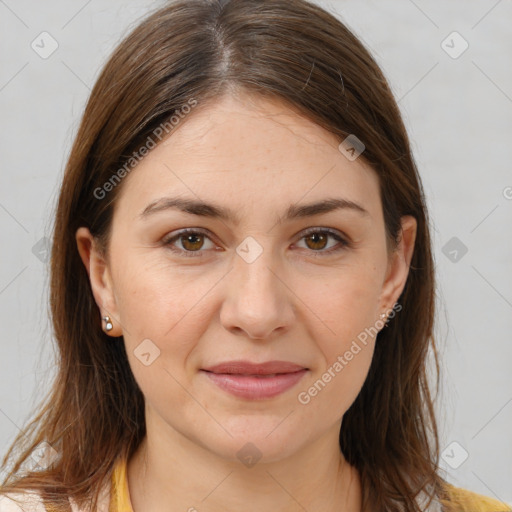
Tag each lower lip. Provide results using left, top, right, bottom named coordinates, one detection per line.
left=201, top=369, right=308, bottom=399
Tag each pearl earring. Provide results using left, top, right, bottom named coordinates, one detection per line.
left=103, top=316, right=113, bottom=332
left=379, top=311, right=390, bottom=328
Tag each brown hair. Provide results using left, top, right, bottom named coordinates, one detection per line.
left=0, top=1, right=452, bottom=510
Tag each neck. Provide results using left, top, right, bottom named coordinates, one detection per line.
left=127, top=413, right=363, bottom=512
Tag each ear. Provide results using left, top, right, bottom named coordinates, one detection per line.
left=378, top=215, right=417, bottom=316
left=75, top=227, right=123, bottom=337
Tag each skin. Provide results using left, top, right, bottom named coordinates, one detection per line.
left=76, top=91, right=416, bottom=512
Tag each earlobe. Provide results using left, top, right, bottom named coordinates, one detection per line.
left=378, top=215, right=417, bottom=316
left=75, top=227, right=122, bottom=337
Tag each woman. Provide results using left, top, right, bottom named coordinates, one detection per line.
left=0, top=1, right=509, bottom=511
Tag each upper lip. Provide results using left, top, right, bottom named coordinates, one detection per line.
left=202, top=360, right=307, bottom=375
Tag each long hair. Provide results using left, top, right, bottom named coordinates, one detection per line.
left=0, top=1, right=451, bottom=510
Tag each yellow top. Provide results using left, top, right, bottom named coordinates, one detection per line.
left=110, top=455, right=133, bottom=512
left=110, top=455, right=511, bottom=512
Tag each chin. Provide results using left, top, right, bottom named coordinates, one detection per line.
left=200, top=416, right=308, bottom=465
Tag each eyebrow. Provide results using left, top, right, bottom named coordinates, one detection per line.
left=139, top=196, right=370, bottom=224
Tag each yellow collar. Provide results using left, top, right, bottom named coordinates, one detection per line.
left=110, top=455, right=134, bottom=511
left=109, top=454, right=511, bottom=512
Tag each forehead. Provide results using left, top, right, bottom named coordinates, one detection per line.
left=114, top=93, right=382, bottom=222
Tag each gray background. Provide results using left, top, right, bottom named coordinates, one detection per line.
left=1, top=0, right=511, bottom=505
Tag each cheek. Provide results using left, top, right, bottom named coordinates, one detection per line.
left=113, top=266, right=211, bottom=412
left=305, top=263, right=383, bottom=344
left=112, top=257, right=223, bottom=386
left=297, top=317, right=376, bottom=417
left=300, top=346, right=375, bottom=420
left=112, top=252, right=211, bottom=337
left=300, top=263, right=382, bottom=409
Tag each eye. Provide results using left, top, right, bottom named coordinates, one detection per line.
left=162, top=228, right=217, bottom=257
left=162, top=227, right=350, bottom=258
left=294, top=227, right=350, bottom=256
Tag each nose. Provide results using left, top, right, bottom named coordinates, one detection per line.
left=219, top=245, right=295, bottom=340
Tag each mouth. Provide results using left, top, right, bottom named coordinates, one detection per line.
left=200, top=360, right=309, bottom=400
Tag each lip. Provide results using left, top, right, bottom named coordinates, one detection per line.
left=203, top=360, right=307, bottom=375
left=201, top=360, right=308, bottom=400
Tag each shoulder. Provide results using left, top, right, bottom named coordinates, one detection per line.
left=440, top=483, right=512, bottom=512
left=0, top=470, right=112, bottom=512
left=0, top=491, right=88, bottom=512
left=0, top=491, right=47, bottom=511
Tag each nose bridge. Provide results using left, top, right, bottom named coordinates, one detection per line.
left=221, top=235, right=292, bottom=338
left=233, top=235, right=281, bottom=301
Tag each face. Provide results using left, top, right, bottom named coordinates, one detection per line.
left=76, top=92, right=416, bottom=464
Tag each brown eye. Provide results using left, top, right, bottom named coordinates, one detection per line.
left=304, top=232, right=329, bottom=251
left=163, top=229, right=216, bottom=257
left=295, top=228, right=349, bottom=256
left=180, top=233, right=205, bottom=251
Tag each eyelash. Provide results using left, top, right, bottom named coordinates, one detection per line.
left=162, top=227, right=350, bottom=258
